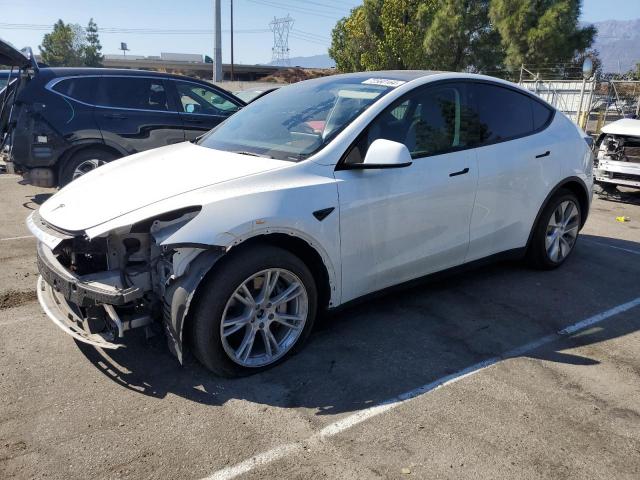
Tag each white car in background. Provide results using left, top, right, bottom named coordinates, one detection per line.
left=594, top=118, right=640, bottom=191
left=29, top=71, right=593, bottom=377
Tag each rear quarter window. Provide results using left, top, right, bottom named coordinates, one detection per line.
left=532, top=100, right=553, bottom=130
left=51, top=77, right=98, bottom=104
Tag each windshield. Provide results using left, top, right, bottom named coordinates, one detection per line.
left=198, top=75, right=398, bottom=161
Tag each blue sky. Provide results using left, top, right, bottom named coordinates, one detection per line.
left=1, top=0, right=639, bottom=64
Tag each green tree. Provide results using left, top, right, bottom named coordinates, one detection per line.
left=83, top=18, right=103, bottom=67
left=490, top=0, right=596, bottom=71
left=39, top=20, right=85, bottom=67
left=375, top=0, right=436, bottom=69
left=423, top=0, right=503, bottom=72
left=329, top=0, right=502, bottom=73
left=328, top=10, right=366, bottom=72
left=329, top=0, right=437, bottom=72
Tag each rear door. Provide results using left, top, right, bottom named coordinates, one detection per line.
left=465, top=82, right=559, bottom=261
left=169, top=79, right=241, bottom=141
left=94, top=76, right=185, bottom=155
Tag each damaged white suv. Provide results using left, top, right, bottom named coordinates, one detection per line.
left=29, top=72, right=593, bottom=377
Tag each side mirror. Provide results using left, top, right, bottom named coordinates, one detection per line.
left=185, top=104, right=197, bottom=113
left=342, top=139, right=412, bottom=170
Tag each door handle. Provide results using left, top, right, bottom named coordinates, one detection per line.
left=103, top=113, right=127, bottom=119
left=535, top=151, right=551, bottom=158
left=449, top=167, right=469, bottom=177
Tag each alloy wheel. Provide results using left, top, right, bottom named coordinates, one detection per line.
left=72, top=159, right=106, bottom=180
left=220, top=268, right=308, bottom=367
left=545, top=200, right=579, bottom=263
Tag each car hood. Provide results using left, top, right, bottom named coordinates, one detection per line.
left=601, top=118, right=640, bottom=137
left=39, top=142, right=292, bottom=232
left=0, top=38, right=36, bottom=69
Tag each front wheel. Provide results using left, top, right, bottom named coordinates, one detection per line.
left=527, top=189, right=582, bottom=269
left=190, top=245, right=317, bottom=377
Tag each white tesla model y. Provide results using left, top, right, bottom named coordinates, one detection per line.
left=29, top=71, right=593, bottom=376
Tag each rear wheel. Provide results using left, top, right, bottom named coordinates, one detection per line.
left=527, top=189, right=582, bottom=269
left=191, top=245, right=317, bottom=377
left=59, top=149, right=118, bottom=186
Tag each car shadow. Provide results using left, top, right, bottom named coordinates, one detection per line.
left=75, top=234, right=640, bottom=416
left=22, top=193, right=53, bottom=210
left=596, top=187, right=640, bottom=206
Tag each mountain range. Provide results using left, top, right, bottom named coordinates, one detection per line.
left=268, top=19, right=640, bottom=74
left=590, top=19, right=640, bottom=73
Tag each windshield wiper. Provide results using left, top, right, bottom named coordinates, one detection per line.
left=233, top=150, right=274, bottom=159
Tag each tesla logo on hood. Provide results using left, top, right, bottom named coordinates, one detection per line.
left=50, top=203, right=65, bottom=211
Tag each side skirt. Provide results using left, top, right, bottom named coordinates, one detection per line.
left=328, top=247, right=526, bottom=314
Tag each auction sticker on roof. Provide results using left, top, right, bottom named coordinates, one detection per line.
left=362, top=78, right=406, bottom=87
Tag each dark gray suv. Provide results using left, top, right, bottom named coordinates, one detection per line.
left=0, top=40, right=245, bottom=186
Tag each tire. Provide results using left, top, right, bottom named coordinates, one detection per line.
left=190, top=245, right=318, bottom=377
left=59, top=148, right=118, bottom=187
left=527, top=189, right=582, bottom=270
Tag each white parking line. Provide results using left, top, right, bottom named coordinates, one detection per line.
left=582, top=238, right=640, bottom=256
left=0, top=235, right=33, bottom=242
left=202, top=296, right=640, bottom=480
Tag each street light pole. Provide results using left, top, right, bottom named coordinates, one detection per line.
left=230, top=0, right=234, bottom=82
left=213, top=0, right=222, bottom=82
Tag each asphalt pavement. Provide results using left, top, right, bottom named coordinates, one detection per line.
left=1, top=174, right=639, bottom=479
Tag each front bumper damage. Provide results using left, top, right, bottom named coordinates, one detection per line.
left=36, top=241, right=149, bottom=349
left=28, top=209, right=223, bottom=360
left=594, top=130, right=640, bottom=189
left=594, top=159, right=640, bottom=189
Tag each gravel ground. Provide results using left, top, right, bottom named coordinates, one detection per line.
left=0, top=173, right=639, bottom=480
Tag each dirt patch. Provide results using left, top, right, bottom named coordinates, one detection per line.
left=261, top=67, right=335, bottom=84
left=0, top=289, right=37, bottom=310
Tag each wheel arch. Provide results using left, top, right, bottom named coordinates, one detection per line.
left=169, top=232, right=335, bottom=363
left=57, top=142, right=123, bottom=177
left=526, top=176, right=590, bottom=250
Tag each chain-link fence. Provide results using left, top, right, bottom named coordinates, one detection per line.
left=517, top=65, right=640, bottom=135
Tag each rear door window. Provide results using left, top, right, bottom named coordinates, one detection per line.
left=471, top=83, right=536, bottom=144
left=51, top=77, right=98, bottom=104
left=97, top=77, right=169, bottom=111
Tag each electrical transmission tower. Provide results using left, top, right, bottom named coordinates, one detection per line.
left=269, top=15, right=294, bottom=66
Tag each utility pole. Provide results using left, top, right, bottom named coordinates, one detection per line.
left=230, top=0, right=234, bottom=82
left=213, top=0, right=222, bottom=82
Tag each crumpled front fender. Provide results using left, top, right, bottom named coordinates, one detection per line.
left=162, top=248, right=224, bottom=363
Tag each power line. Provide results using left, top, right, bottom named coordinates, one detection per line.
left=0, top=22, right=269, bottom=35
left=260, top=0, right=349, bottom=14
left=289, top=33, right=328, bottom=47
left=245, top=0, right=337, bottom=20
left=293, top=28, right=330, bottom=41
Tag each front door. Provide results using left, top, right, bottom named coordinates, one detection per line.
left=335, top=83, right=479, bottom=303
left=95, top=76, right=184, bottom=154
left=171, top=80, right=241, bottom=141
